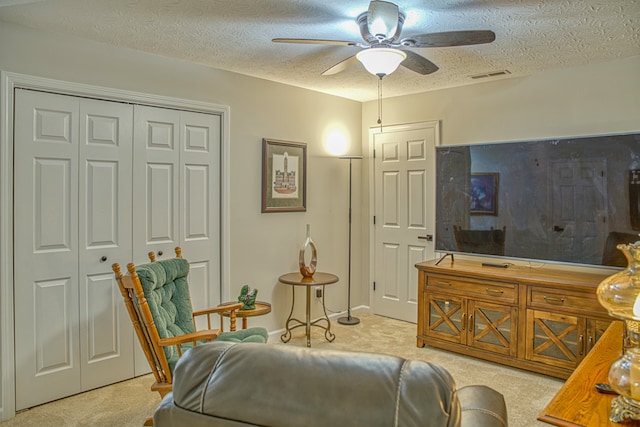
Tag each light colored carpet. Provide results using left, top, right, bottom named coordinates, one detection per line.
left=1, top=313, right=562, bottom=426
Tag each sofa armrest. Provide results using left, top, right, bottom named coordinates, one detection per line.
left=458, top=385, right=508, bottom=427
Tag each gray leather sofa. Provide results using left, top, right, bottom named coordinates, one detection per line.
left=154, top=341, right=507, bottom=427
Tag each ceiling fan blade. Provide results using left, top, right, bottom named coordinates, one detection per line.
left=401, top=51, right=439, bottom=75
left=367, top=0, right=399, bottom=40
left=321, top=55, right=359, bottom=76
left=402, top=30, right=496, bottom=48
left=272, top=38, right=356, bottom=46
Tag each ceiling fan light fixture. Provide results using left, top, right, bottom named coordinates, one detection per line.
left=356, top=48, right=407, bottom=77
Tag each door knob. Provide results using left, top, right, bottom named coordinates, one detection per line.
left=100, top=256, right=107, bottom=262
left=157, top=250, right=163, bottom=257
left=553, top=225, right=565, bottom=232
left=418, top=235, right=433, bottom=242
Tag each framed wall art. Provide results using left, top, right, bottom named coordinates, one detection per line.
left=470, top=173, right=498, bottom=215
left=262, top=138, right=307, bottom=213
left=631, top=169, right=640, bottom=230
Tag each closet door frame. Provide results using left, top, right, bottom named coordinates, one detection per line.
left=0, top=71, right=231, bottom=421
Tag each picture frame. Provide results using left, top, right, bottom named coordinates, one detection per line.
left=262, top=138, right=307, bottom=213
left=631, top=169, right=640, bottom=230
left=470, top=173, right=498, bottom=215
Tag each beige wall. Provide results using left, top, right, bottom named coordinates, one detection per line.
left=358, top=55, right=640, bottom=296
left=0, top=22, right=362, bottom=344
left=362, top=56, right=640, bottom=145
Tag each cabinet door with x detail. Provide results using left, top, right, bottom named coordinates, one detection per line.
left=467, top=300, right=518, bottom=357
left=525, top=309, right=587, bottom=370
left=425, top=293, right=465, bottom=345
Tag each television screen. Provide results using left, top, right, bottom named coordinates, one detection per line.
left=435, top=133, right=640, bottom=268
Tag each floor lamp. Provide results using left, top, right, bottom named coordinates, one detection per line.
left=338, top=155, right=363, bottom=326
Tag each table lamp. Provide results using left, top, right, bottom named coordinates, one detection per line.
left=596, top=241, right=640, bottom=422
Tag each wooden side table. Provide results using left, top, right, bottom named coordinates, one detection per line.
left=278, top=272, right=338, bottom=347
left=538, top=321, right=626, bottom=426
left=218, top=301, right=271, bottom=329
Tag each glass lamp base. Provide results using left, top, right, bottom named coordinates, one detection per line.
left=610, top=396, right=640, bottom=422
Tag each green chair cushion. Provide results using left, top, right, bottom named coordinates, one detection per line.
left=217, top=327, right=269, bottom=343
left=135, top=258, right=194, bottom=372
left=135, top=258, right=268, bottom=372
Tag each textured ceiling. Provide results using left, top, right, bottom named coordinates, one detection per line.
left=1, top=0, right=638, bottom=102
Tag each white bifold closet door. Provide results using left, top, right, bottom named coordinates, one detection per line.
left=14, top=89, right=134, bottom=410
left=14, top=90, right=222, bottom=408
left=132, top=105, right=221, bottom=375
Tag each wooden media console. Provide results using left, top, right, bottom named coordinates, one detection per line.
left=416, top=258, right=614, bottom=379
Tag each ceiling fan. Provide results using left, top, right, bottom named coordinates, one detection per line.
left=273, top=0, right=496, bottom=77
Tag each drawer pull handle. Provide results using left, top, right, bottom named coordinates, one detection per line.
left=485, top=288, right=504, bottom=296
left=579, top=335, right=585, bottom=356
left=543, top=296, right=565, bottom=305
left=435, top=281, right=451, bottom=287
left=461, top=313, right=466, bottom=331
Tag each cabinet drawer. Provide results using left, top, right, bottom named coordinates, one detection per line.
left=529, top=287, right=604, bottom=313
left=426, top=274, right=517, bottom=303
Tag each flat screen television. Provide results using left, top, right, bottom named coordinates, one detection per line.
left=435, top=132, right=640, bottom=269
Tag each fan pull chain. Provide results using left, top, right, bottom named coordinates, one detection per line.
left=377, top=75, right=383, bottom=132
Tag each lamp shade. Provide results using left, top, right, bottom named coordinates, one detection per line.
left=356, top=48, right=407, bottom=77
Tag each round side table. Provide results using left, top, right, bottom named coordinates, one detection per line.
left=218, top=300, right=271, bottom=329
left=278, top=272, right=338, bottom=347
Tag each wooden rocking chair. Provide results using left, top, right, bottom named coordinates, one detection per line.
left=113, top=247, right=268, bottom=425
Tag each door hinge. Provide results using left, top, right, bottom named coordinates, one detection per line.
left=373, top=148, right=376, bottom=159
left=373, top=215, right=376, bottom=225
left=373, top=281, right=376, bottom=291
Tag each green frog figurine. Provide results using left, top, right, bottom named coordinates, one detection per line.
left=238, top=284, right=257, bottom=310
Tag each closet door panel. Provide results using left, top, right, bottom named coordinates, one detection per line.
left=34, top=158, right=74, bottom=249
left=147, top=163, right=176, bottom=242
left=83, top=273, right=125, bottom=371
left=184, top=164, right=208, bottom=240
left=180, top=111, right=221, bottom=312
left=133, top=105, right=179, bottom=266
left=134, top=106, right=223, bottom=372
left=188, top=260, right=210, bottom=327
left=14, top=89, right=81, bottom=410
left=132, top=105, right=179, bottom=375
left=78, top=99, right=134, bottom=390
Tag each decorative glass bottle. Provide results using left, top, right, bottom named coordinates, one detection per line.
left=299, top=224, right=317, bottom=278
left=597, top=242, right=640, bottom=422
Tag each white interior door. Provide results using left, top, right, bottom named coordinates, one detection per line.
left=373, top=122, right=438, bottom=323
left=78, top=98, right=134, bottom=390
left=133, top=106, right=221, bottom=303
left=550, top=158, right=607, bottom=265
left=14, top=89, right=82, bottom=410
left=14, top=90, right=135, bottom=409
left=133, top=105, right=180, bottom=266
left=12, top=86, right=225, bottom=410
left=132, top=105, right=180, bottom=375
left=132, top=106, right=221, bottom=373
left=178, top=111, right=222, bottom=313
